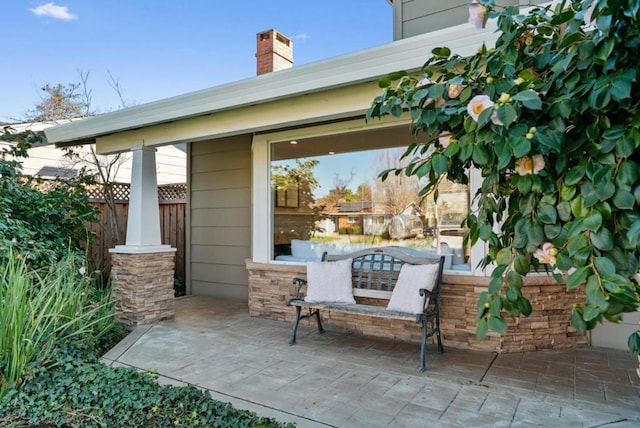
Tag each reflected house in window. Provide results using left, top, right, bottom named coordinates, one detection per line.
left=331, top=201, right=373, bottom=235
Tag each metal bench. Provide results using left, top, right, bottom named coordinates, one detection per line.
left=286, top=247, right=445, bottom=372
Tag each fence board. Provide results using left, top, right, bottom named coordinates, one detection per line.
left=86, top=183, right=186, bottom=284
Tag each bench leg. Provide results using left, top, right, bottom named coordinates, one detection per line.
left=289, top=306, right=302, bottom=345
left=419, top=319, right=428, bottom=373
left=314, top=309, right=324, bottom=334
left=436, top=317, right=444, bottom=354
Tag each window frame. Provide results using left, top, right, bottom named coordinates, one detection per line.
left=251, top=117, right=485, bottom=276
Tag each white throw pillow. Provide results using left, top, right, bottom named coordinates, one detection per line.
left=304, top=258, right=355, bottom=304
left=386, top=263, right=440, bottom=314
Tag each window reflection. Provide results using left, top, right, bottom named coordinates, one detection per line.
left=270, top=128, right=471, bottom=271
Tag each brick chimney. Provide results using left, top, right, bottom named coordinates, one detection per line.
left=256, top=29, right=293, bottom=75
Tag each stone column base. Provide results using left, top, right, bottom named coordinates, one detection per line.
left=110, top=249, right=176, bottom=326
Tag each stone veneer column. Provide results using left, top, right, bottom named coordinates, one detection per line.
left=109, top=145, right=176, bottom=326
left=111, top=250, right=176, bottom=325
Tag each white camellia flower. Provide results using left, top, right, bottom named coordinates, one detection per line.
left=79, top=266, right=86, bottom=275
left=467, top=95, right=494, bottom=122
left=448, top=84, right=464, bottom=99
left=516, top=155, right=545, bottom=176
left=416, top=76, right=432, bottom=88
left=491, top=110, right=504, bottom=126
left=534, top=242, right=558, bottom=265
left=468, top=1, right=487, bottom=30
left=584, top=0, right=597, bottom=26
left=438, top=133, right=452, bottom=148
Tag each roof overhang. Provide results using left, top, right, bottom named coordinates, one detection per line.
left=45, top=20, right=499, bottom=148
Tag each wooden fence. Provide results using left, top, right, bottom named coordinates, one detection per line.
left=86, top=183, right=186, bottom=282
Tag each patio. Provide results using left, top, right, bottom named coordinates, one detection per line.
left=102, top=296, right=640, bottom=427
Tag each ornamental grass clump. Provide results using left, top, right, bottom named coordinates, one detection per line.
left=0, top=250, right=115, bottom=398
left=368, top=0, right=640, bottom=352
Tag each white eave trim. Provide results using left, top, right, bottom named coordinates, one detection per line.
left=45, top=20, right=498, bottom=146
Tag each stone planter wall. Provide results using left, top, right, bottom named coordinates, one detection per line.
left=246, top=259, right=588, bottom=352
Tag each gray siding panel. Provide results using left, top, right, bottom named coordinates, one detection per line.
left=190, top=188, right=251, bottom=209
left=191, top=263, right=249, bottom=285
left=191, top=245, right=251, bottom=265
left=191, top=280, right=248, bottom=300
left=396, top=0, right=548, bottom=39
left=191, top=208, right=251, bottom=228
left=191, top=170, right=251, bottom=191
left=191, top=151, right=251, bottom=173
left=190, top=226, right=250, bottom=246
left=189, top=135, right=252, bottom=300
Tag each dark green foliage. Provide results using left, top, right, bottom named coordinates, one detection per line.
left=0, top=129, right=99, bottom=267
left=0, top=345, right=295, bottom=428
left=367, top=0, right=640, bottom=351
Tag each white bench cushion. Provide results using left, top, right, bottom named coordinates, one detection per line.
left=304, top=258, right=355, bottom=304
left=386, top=263, right=439, bottom=314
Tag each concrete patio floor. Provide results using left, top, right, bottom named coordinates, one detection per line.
left=102, top=296, right=640, bottom=427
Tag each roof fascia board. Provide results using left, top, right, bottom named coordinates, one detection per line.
left=46, top=20, right=499, bottom=146
left=95, top=81, right=384, bottom=154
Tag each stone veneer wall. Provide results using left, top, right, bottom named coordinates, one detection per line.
left=111, top=252, right=176, bottom=326
left=245, top=259, right=588, bottom=353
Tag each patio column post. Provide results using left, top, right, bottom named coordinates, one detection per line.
left=109, top=145, right=176, bottom=326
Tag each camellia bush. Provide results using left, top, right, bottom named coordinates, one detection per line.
left=367, top=0, right=640, bottom=354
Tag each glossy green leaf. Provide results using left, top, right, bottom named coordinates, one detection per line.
left=488, top=276, right=503, bottom=293
left=488, top=315, right=508, bottom=335
left=627, top=332, right=640, bottom=353
left=476, top=318, right=488, bottom=340
left=537, top=203, right=557, bottom=224
left=496, top=247, right=512, bottom=266
left=544, top=224, right=562, bottom=239
left=518, top=296, right=533, bottom=316
left=565, top=165, right=586, bottom=186
left=514, top=253, right=530, bottom=275
left=571, top=307, right=587, bottom=335
left=585, top=275, right=609, bottom=308
left=507, top=270, right=523, bottom=289
left=591, top=227, right=614, bottom=251
left=583, top=305, right=601, bottom=322
left=526, top=224, right=544, bottom=248
left=506, top=286, right=519, bottom=302
left=511, top=137, right=531, bottom=158
left=567, top=233, right=588, bottom=256
left=555, top=251, right=573, bottom=271
left=432, top=154, right=448, bottom=175
left=512, top=90, right=542, bottom=110
left=583, top=211, right=602, bottom=232
left=567, top=267, right=589, bottom=289
left=472, top=143, right=491, bottom=166
left=594, top=257, right=616, bottom=277
left=613, top=189, right=635, bottom=210
left=557, top=201, right=572, bottom=221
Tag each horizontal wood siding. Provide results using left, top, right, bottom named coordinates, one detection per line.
left=396, top=0, right=548, bottom=39
left=190, top=135, right=252, bottom=300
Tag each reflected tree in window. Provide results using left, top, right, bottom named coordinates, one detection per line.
left=272, top=159, right=324, bottom=245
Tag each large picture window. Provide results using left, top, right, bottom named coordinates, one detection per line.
left=269, top=125, right=471, bottom=272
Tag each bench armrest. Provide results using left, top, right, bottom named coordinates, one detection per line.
left=291, top=277, right=307, bottom=300
left=419, top=288, right=434, bottom=311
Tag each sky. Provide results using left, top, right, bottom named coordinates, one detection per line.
left=1, top=1, right=393, bottom=123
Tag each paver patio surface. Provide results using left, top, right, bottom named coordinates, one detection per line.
left=102, top=296, right=640, bottom=427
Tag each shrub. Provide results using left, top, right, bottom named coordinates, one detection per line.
left=0, top=135, right=99, bottom=268
left=0, top=347, right=295, bottom=428
left=368, top=0, right=640, bottom=350
left=0, top=251, right=115, bottom=398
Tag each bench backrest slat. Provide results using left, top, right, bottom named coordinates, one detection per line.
left=323, top=247, right=444, bottom=295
